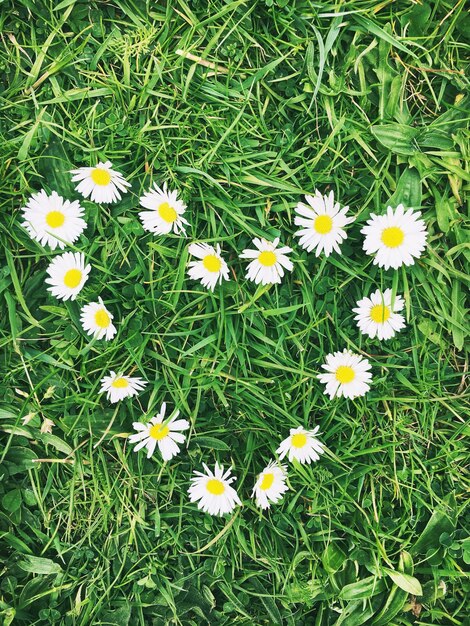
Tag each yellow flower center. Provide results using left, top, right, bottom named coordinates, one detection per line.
left=258, top=251, right=277, bottom=267
left=335, top=366, right=355, bottom=384
left=259, top=472, right=274, bottom=491
left=370, top=304, right=390, bottom=323
left=149, top=423, right=169, bottom=440
left=206, top=478, right=225, bottom=495
left=202, top=254, right=222, bottom=273
left=111, top=377, right=129, bottom=388
left=94, top=309, right=110, bottom=328
left=46, top=211, right=65, bottom=228
left=314, top=214, right=333, bottom=234
left=63, top=269, right=82, bottom=289
left=91, top=168, right=112, bottom=186
left=291, top=433, right=307, bottom=448
left=381, top=226, right=404, bottom=248
left=158, top=202, right=177, bottom=223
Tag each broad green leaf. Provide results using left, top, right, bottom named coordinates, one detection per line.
left=385, top=75, right=403, bottom=120
left=433, top=188, right=457, bottom=233
left=334, top=595, right=383, bottom=625
left=4, top=447, right=38, bottom=474
left=18, top=110, right=46, bottom=161
left=371, top=124, right=420, bottom=155
left=2, top=489, right=22, bottom=513
left=339, top=576, right=386, bottom=600
left=306, top=41, right=316, bottom=87
left=412, top=493, right=457, bottom=555
left=322, top=543, right=347, bottom=574
left=371, top=584, right=408, bottom=625
left=427, top=94, right=469, bottom=131
left=284, top=580, right=325, bottom=604
left=406, top=2, right=432, bottom=36
left=0, top=408, right=16, bottom=420
left=250, top=579, right=283, bottom=626
left=100, top=606, right=131, bottom=626
left=39, top=305, right=69, bottom=315
left=1, top=607, right=15, bottom=626
left=383, top=568, right=422, bottom=596
left=53, top=0, right=78, bottom=10
left=17, top=555, right=63, bottom=575
left=400, top=550, right=414, bottom=574
left=194, top=436, right=230, bottom=451
left=1, top=531, right=34, bottom=554
left=419, top=130, right=454, bottom=151
left=37, top=433, right=73, bottom=456
left=388, top=168, right=422, bottom=208
left=0, top=425, right=34, bottom=438
left=372, top=551, right=413, bottom=624
left=219, top=583, right=251, bottom=619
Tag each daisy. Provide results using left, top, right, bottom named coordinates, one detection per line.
left=99, top=371, right=147, bottom=403
left=188, top=462, right=241, bottom=516
left=139, top=182, right=188, bottom=236
left=277, top=426, right=324, bottom=464
left=128, top=402, right=190, bottom=461
left=80, top=297, right=117, bottom=341
left=187, top=242, right=230, bottom=291
left=361, top=204, right=427, bottom=270
left=70, top=161, right=131, bottom=204
left=318, top=349, right=372, bottom=399
left=294, top=189, right=354, bottom=256
left=353, top=289, right=405, bottom=340
left=252, top=460, right=289, bottom=509
left=45, top=252, right=91, bottom=301
left=21, top=190, right=86, bottom=250
left=239, top=237, right=293, bottom=285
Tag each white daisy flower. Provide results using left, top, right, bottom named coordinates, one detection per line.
left=139, top=182, right=188, bottom=236
left=277, top=426, right=324, bottom=464
left=128, top=402, right=190, bottom=461
left=361, top=204, right=427, bottom=270
left=99, top=371, right=147, bottom=403
left=21, top=190, right=86, bottom=250
left=239, top=237, right=293, bottom=285
left=318, top=349, right=372, bottom=400
left=45, top=251, right=91, bottom=301
left=70, top=161, right=131, bottom=204
left=252, top=460, right=289, bottom=509
left=294, top=189, right=354, bottom=257
left=80, top=297, right=117, bottom=341
left=188, top=462, right=241, bottom=516
left=353, top=289, right=405, bottom=340
left=187, top=242, right=230, bottom=291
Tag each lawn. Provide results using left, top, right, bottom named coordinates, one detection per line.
left=0, top=1, right=469, bottom=625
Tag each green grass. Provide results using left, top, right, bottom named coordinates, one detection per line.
left=0, top=1, right=469, bottom=624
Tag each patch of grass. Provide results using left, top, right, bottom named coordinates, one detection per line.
left=0, top=1, right=469, bottom=625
